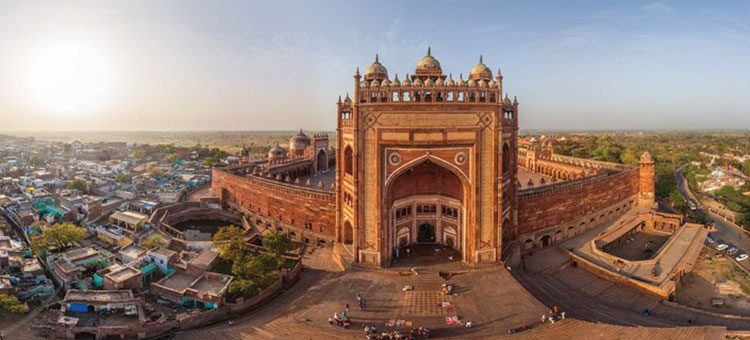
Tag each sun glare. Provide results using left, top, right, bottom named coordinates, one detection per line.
left=30, top=42, right=113, bottom=115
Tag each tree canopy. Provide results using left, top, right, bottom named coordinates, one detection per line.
left=141, top=235, right=168, bottom=249
left=212, top=225, right=248, bottom=261
left=30, top=223, right=87, bottom=255
left=67, top=178, right=88, bottom=192
left=0, top=294, right=24, bottom=314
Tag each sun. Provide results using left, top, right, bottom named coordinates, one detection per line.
left=30, top=42, right=113, bottom=115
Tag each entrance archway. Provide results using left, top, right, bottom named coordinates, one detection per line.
left=343, top=220, right=353, bottom=245
left=418, top=223, right=436, bottom=243
left=385, top=158, right=468, bottom=263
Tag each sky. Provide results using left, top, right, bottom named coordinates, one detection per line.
left=1, top=0, right=750, bottom=131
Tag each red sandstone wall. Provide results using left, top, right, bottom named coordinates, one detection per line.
left=517, top=168, right=640, bottom=235
left=212, top=169, right=336, bottom=237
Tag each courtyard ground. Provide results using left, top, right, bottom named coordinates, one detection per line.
left=176, top=246, right=551, bottom=339
left=605, top=231, right=671, bottom=261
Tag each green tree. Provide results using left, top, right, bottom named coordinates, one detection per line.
left=744, top=160, right=750, bottom=177
left=204, top=156, right=217, bottom=168
left=668, top=190, right=686, bottom=211
left=31, top=223, right=87, bottom=254
left=0, top=294, right=24, bottom=314
left=67, top=178, right=88, bottom=193
left=262, top=231, right=291, bottom=259
left=28, top=154, right=44, bottom=167
left=163, top=153, right=180, bottom=164
left=228, top=279, right=259, bottom=298
left=141, top=236, right=167, bottom=249
left=212, top=225, right=247, bottom=261
left=133, top=149, right=146, bottom=161
left=619, top=152, right=639, bottom=166
left=115, top=173, right=130, bottom=184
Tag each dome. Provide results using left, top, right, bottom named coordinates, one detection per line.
left=392, top=74, right=401, bottom=87
left=289, top=129, right=311, bottom=151
left=402, top=74, right=412, bottom=87
left=424, top=77, right=434, bottom=87
left=268, top=143, right=287, bottom=158
left=435, top=77, right=444, bottom=86
left=413, top=78, right=424, bottom=87
left=456, top=74, right=466, bottom=86
left=415, top=47, right=442, bottom=73
left=370, top=79, right=380, bottom=88
left=478, top=79, right=487, bottom=88
left=364, top=54, right=388, bottom=80
left=446, top=74, right=455, bottom=86
left=469, top=55, right=492, bottom=81
left=467, top=79, right=476, bottom=87
left=489, top=79, right=497, bottom=88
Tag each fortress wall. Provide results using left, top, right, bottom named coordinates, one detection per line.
left=211, top=168, right=337, bottom=238
left=517, top=167, right=641, bottom=236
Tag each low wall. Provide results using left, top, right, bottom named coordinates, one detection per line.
left=568, top=249, right=670, bottom=299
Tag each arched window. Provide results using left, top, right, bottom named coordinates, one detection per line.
left=344, top=145, right=353, bottom=176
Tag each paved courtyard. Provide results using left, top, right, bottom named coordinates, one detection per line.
left=176, top=247, right=550, bottom=339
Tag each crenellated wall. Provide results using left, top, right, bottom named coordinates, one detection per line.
left=211, top=167, right=336, bottom=242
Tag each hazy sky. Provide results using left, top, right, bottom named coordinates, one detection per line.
left=1, top=1, right=750, bottom=131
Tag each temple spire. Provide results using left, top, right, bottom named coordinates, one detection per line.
left=479, top=54, right=483, bottom=63
left=375, top=54, right=379, bottom=62
left=427, top=46, right=431, bottom=56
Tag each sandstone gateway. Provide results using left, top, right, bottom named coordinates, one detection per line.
left=212, top=50, right=656, bottom=267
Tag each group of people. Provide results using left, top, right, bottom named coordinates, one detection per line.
left=540, top=305, right=566, bottom=324
left=365, top=326, right=431, bottom=339
left=329, top=310, right=351, bottom=329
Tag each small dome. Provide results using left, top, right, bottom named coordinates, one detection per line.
left=456, top=74, right=466, bottom=86
left=489, top=79, right=497, bottom=88
left=370, top=79, right=380, bottom=88
left=392, top=74, right=401, bottom=87
left=469, top=55, right=492, bottom=81
left=424, top=77, right=434, bottom=87
left=381, top=78, right=391, bottom=87
left=364, top=54, right=388, bottom=80
left=446, top=74, right=455, bottom=86
left=467, top=79, right=476, bottom=87
left=290, top=129, right=311, bottom=151
left=268, top=143, right=286, bottom=158
left=361, top=80, right=369, bottom=87
left=435, top=77, right=444, bottom=86
left=416, top=47, right=442, bottom=72
left=413, top=78, right=423, bottom=87
left=402, top=75, right=412, bottom=87
left=478, top=79, right=487, bottom=88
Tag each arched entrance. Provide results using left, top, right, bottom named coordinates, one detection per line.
left=541, top=235, right=552, bottom=247
left=343, top=220, right=353, bottom=245
left=316, top=149, right=327, bottom=172
left=418, top=223, right=436, bottom=243
left=385, top=158, right=468, bottom=263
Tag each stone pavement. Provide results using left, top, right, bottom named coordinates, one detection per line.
left=177, top=248, right=550, bottom=339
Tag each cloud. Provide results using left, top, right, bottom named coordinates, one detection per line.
left=641, top=2, right=673, bottom=13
